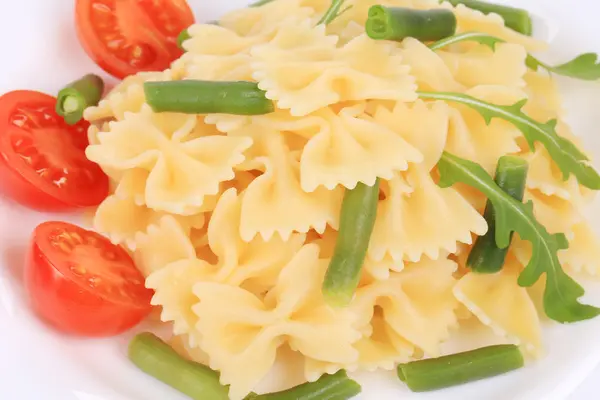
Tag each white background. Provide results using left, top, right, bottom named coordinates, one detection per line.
left=1, top=1, right=600, bottom=399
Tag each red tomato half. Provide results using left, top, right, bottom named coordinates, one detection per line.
left=0, top=90, right=109, bottom=211
left=75, top=0, right=195, bottom=79
left=26, top=221, right=154, bottom=337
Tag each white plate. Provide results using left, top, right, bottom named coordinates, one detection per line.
left=2, top=1, right=600, bottom=399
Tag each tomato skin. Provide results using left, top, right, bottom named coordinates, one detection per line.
left=25, top=222, right=153, bottom=337
left=75, top=0, right=195, bottom=79
left=0, top=90, right=109, bottom=211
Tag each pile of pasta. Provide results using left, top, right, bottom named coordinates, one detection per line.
left=84, top=0, right=600, bottom=398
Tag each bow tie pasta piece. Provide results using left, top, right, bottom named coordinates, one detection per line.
left=523, top=71, right=563, bottom=122
left=93, top=195, right=205, bottom=251
left=369, top=169, right=487, bottom=263
left=133, top=216, right=198, bottom=277
left=399, top=38, right=464, bottom=92
left=147, top=258, right=213, bottom=348
left=220, top=0, right=318, bottom=36
left=300, top=105, right=423, bottom=191
left=454, top=260, right=543, bottom=356
left=525, top=146, right=593, bottom=206
left=559, top=223, right=600, bottom=277
left=84, top=71, right=172, bottom=123
left=437, top=43, right=528, bottom=89
left=86, top=105, right=252, bottom=215
left=351, top=257, right=459, bottom=360
left=448, top=3, right=547, bottom=52
left=445, top=85, right=524, bottom=173
left=174, top=53, right=255, bottom=82
left=525, top=190, right=583, bottom=235
left=251, top=21, right=417, bottom=116
left=373, top=100, right=450, bottom=171
left=146, top=188, right=307, bottom=346
left=236, top=128, right=343, bottom=241
left=192, top=244, right=360, bottom=400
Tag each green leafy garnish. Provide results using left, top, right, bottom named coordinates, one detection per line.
left=418, top=91, right=600, bottom=190
left=526, top=53, right=600, bottom=81
left=318, top=0, right=353, bottom=25
left=249, top=0, right=276, bottom=7
left=429, top=31, right=504, bottom=51
left=437, top=152, right=600, bottom=323
left=428, top=32, right=600, bottom=81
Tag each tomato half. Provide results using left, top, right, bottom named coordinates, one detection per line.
left=0, top=91, right=108, bottom=211
left=26, top=221, right=154, bottom=337
left=75, top=0, right=195, bottom=79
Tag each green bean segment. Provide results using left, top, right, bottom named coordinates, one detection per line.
left=144, top=80, right=275, bottom=115
left=56, top=74, right=104, bottom=125
left=128, top=333, right=230, bottom=400
left=445, top=0, right=532, bottom=35
left=244, top=370, right=361, bottom=400
left=366, top=6, right=457, bottom=42
left=468, top=156, right=529, bottom=273
left=322, top=180, right=380, bottom=307
left=398, top=344, right=524, bottom=392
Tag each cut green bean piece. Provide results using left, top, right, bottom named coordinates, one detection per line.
left=444, top=0, right=532, bottom=36
left=129, top=333, right=230, bottom=400
left=322, top=180, right=380, bottom=307
left=398, top=344, right=524, bottom=392
left=468, top=156, right=528, bottom=273
left=144, top=80, right=274, bottom=115
left=56, top=74, right=104, bottom=125
left=366, top=6, right=456, bottom=42
left=244, top=370, right=361, bottom=400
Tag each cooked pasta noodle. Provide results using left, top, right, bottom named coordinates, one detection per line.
left=83, top=1, right=600, bottom=397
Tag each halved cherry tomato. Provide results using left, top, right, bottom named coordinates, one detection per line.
left=75, top=0, right=195, bottom=79
left=0, top=90, right=108, bottom=211
left=26, top=221, right=154, bottom=337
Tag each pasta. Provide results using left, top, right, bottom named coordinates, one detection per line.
left=80, top=1, right=600, bottom=398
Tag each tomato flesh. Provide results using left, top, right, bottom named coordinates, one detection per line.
left=26, top=221, right=154, bottom=337
left=0, top=91, right=108, bottom=211
left=76, top=0, right=195, bottom=79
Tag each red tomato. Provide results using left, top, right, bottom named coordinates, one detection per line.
left=26, top=221, right=154, bottom=337
left=0, top=90, right=109, bottom=211
left=75, top=0, right=195, bottom=79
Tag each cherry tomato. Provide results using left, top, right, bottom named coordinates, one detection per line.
left=0, top=90, right=109, bottom=211
left=75, top=0, right=195, bottom=79
left=26, top=221, right=154, bottom=337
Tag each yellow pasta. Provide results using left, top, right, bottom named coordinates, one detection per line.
left=80, top=2, right=600, bottom=397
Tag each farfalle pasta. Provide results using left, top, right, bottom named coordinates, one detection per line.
left=77, top=1, right=600, bottom=398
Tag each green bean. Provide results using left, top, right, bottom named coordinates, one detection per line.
left=128, top=333, right=229, bottom=400
left=366, top=6, right=457, bottom=42
left=444, top=0, right=532, bottom=35
left=244, top=370, right=361, bottom=400
left=468, top=156, right=528, bottom=273
left=144, top=80, right=274, bottom=115
left=55, top=74, right=104, bottom=125
left=398, top=345, right=524, bottom=392
left=322, top=180, right=380, bottom=307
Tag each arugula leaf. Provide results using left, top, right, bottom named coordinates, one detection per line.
left=438, top=152, right=600, bottom=323
left=429, top=31, right=505, bottom=51
left=249, top=0, right=276, bottom=7
left=429, top=32, right=600, bottom=81
left=318, top=0, right=353, bottom=25
left=527, top=53, right=600, bottom=81
left=418, top=91, right=600, bottom=190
